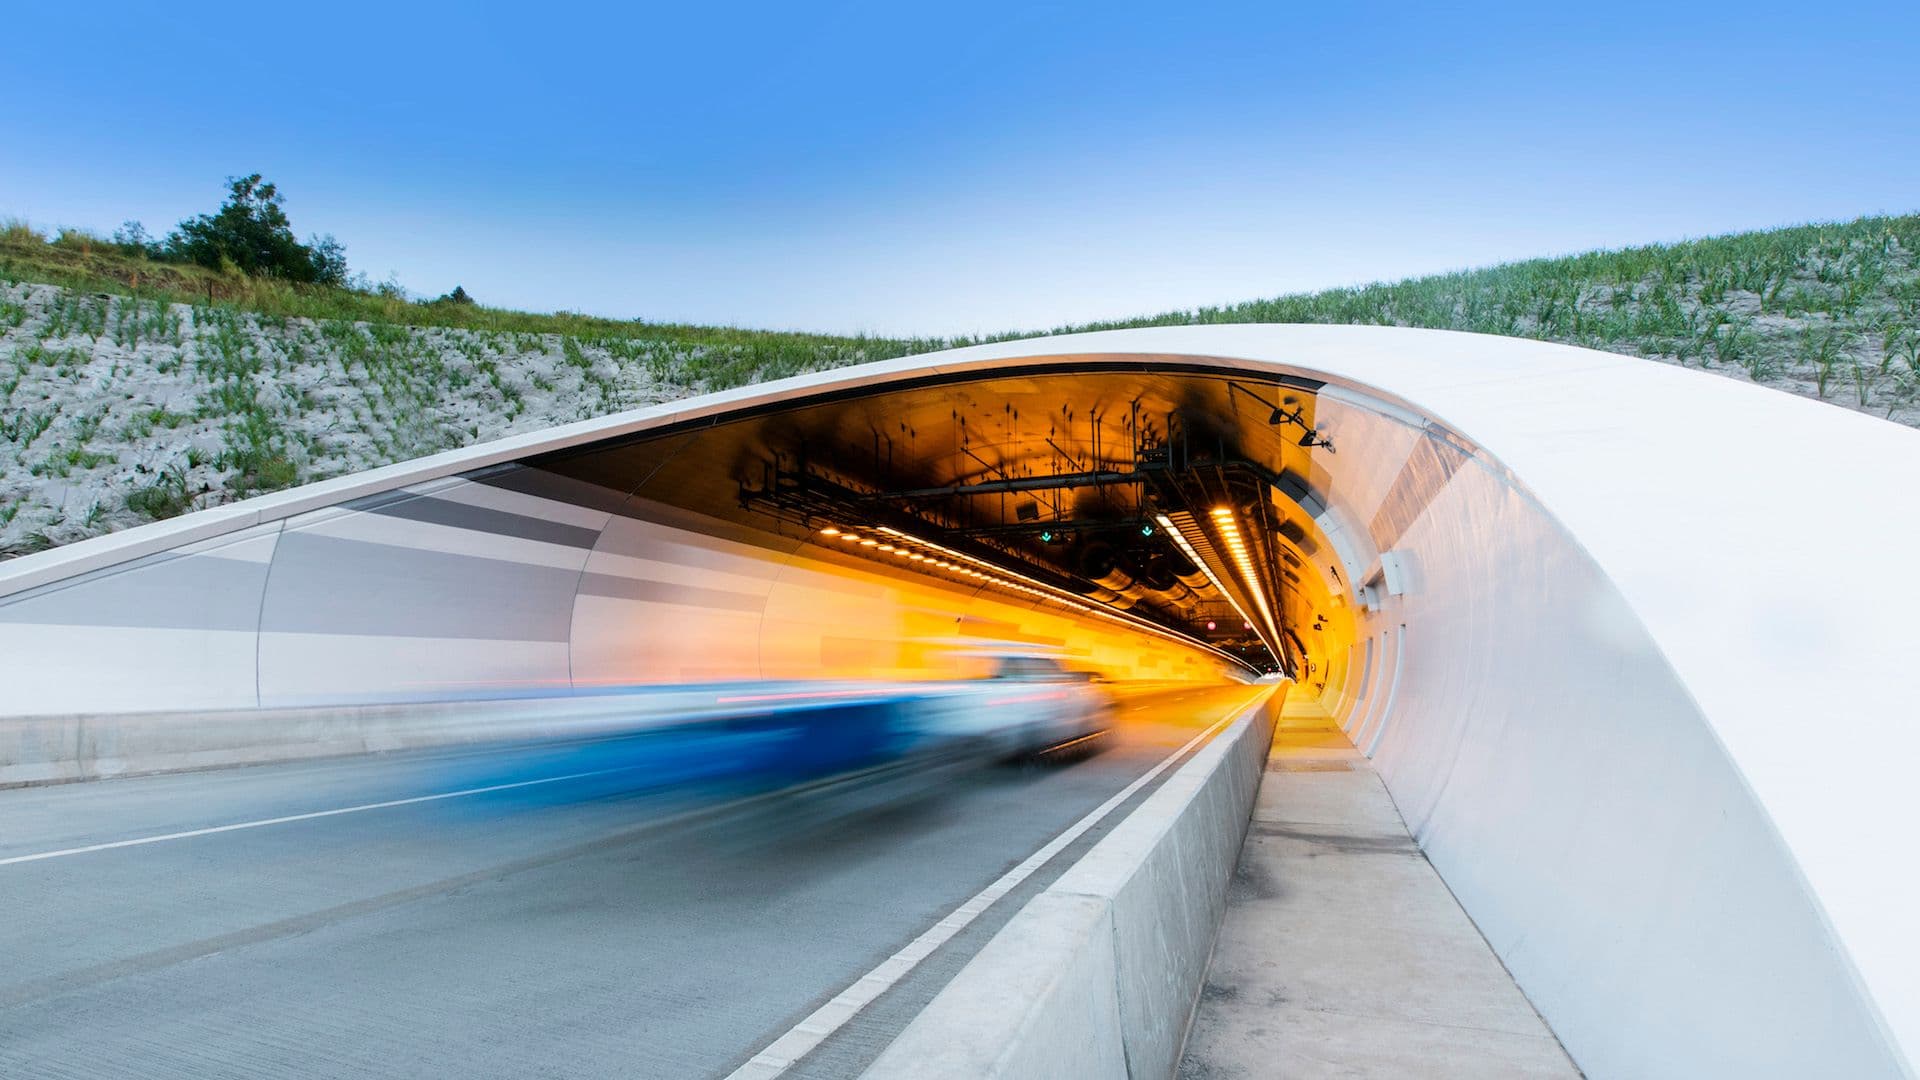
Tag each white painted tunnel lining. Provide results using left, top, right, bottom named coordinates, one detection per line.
left=1364, top=625, right=1407, bottom=759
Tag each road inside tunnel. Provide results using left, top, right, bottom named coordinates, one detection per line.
left=0, top=684, right=1261, bottom=1079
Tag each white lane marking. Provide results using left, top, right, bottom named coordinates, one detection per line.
left=725, top=691, right=1264, bottom=1080
left=0, top=769, right=630, bottom=868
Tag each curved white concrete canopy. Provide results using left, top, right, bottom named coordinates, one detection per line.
left=4, top=324, right=1918, bottom=1076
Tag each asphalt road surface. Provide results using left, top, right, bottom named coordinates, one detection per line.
left=0, top=684, right=1259, bottom=1079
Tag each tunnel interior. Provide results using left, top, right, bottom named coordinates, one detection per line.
left=508, top=366, right=1356, bottom=685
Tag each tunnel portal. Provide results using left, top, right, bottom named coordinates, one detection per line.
left=4, top=324, right=1917, bottom=1080
left=510, top=367, right=1351, bottom=682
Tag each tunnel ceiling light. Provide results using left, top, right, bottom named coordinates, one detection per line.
left=811, top=523, right=1141, bottom=638
left=1157, top=512, right=1241, bottom=604
left=872, top=525, right=1248, bottom=668
left=1154, top=512, right=1273, bottom=664
left=1209, top=508, right=1280, bottom=647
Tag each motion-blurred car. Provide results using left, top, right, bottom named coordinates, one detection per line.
left=902, top=651, right=1113, bottom=761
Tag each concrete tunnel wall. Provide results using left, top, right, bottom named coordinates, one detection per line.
left=2, top=324, right=1917, bottom=1077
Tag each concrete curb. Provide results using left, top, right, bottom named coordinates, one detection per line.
left=0, top=685, right=924, bottom=789
left=0, top=693, right=774, bottom=788
left=0, top=680, right=1209, bottom=790
left=862, top=685, right=1283, bottom=1080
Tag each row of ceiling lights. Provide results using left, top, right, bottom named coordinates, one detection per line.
left=1153, top=511, right=1253, bottom=625
left=1153, top=510, right=1276, bottom=657
left=1209, top=507, right=1280, bottom=645
left=812, top=523, right=1248, bottom=664
left=819, top=526, right=981, bottom=573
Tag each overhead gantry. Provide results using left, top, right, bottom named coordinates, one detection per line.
left=3, top=324, right=1918, bottom=1078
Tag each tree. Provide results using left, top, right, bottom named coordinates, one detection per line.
left=110, top=220, right=158, bottom=256
left=166, top=174, right=346, bottom=284
left=308, top=233, right=348, bottom=286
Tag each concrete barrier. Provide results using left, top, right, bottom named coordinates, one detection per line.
left=0, top=680, right=1200, bottom=790
left=863, top=685, right=1283, bottom=1080
left=2, top=698, right=558, bottom=787
left=0, top=685, right=926, bottom=789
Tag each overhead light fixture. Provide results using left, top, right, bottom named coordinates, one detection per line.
left=872, top=525, right=1247, bottom=667
left=1156, top=511, right=1274, bottom=663
left=1209, top=506, right=1280, bottom=647
left=1232, top=382, right=1334, bottom=452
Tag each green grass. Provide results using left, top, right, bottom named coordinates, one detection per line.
left=0, top=218, right=947, bottom=373
left=1058, top=213, right=1920, bottom=344
left=123, top=466, right=194, bottom=520
left=8, top=211, right=1920, bottom=395
left=3, top=209, right=1919, bottom=557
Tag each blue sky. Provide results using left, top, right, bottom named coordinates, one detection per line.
left=5, top=1, right=1916, bottom=336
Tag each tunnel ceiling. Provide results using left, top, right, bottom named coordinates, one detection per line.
left=523, top=367, right=1342, bottom=674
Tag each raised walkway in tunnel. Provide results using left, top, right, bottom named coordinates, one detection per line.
left=1180, top=696, right=1577, bottom=1078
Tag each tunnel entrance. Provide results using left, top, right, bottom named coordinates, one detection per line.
left=6, top=323, right=1906, bottom=1078
left=507, top=367, right=1353, bottom=682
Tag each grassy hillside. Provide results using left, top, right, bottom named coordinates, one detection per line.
left=3, top=212, right=1917, bottom=557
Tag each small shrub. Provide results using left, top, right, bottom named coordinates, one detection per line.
left=125, top=468, right=194, bottom=520
left=0, top=410, right=56, bottom=447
